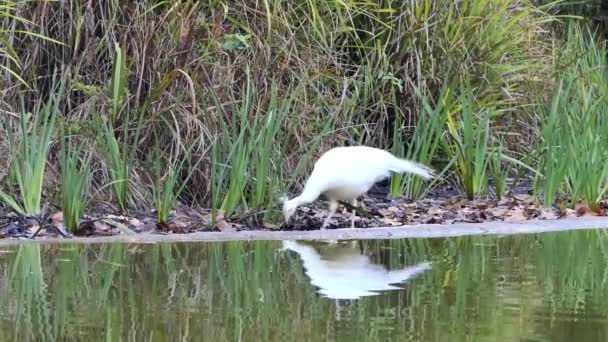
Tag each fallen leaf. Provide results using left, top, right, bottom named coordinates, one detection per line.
left=441, top=211, right=457, bottom=221
left=427, top=207, right=446, bottom=216
left=263, top=222, right=278, bottom=230
left=513, top=194, right=534, bottom=203
left=381, top=216, right=402, bottom=226
left=93, top=221, right=111, bottom=232
left=487, top=207, right=509, bottom=218
left=560, top=208, right=577, bottom=218
left=538, top=208, right=558, bottom=220
left=215, top=220, right=236, bottom=232
left=139, top=223, right=157, bottom=233
left=28, top=225, right=42, bottom=237
left=52, top=223, right=70, bottom=237
left=378, top=208, right=397, bottom=218
left=503, top=207, right=527, bottom=222
left=129, top=218, right=143, bottom=227
left=102, top=219, right=136, bottom=235
left=166, top=220, right=191, bottom=233
left=214, top=210, right=236, bottom=232
left=51, top=212, right=64, bottom=224
left=575, top=204, right=599, bottom=217
left=106, top=214, right=128, bottom=222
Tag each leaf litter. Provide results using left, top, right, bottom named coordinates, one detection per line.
left=1, top=185, right=607, bottom=239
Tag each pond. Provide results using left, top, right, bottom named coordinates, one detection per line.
left=1, top=229, right=608, bottom=341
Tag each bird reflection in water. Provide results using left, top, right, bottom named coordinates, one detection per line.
left=282, top=240, right=431, bottom=300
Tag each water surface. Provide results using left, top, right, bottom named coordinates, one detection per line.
left=1, top=229, right=607, bottom=341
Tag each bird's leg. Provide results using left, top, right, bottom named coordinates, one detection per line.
left=350, top=199, right=357, bottom=229
left=320, top=200, right=339, bottom=230
left=340, top=200, right=383, bottom=225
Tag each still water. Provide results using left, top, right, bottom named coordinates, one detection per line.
left=1, top=229, right=608, bottom=341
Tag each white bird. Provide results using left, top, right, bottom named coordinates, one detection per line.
left=281, top=240, right=432, bottom=300
left=282, top=145, right=435, bottom=229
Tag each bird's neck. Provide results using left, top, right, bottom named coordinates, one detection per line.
left=293, top=187, right=320, bottom=206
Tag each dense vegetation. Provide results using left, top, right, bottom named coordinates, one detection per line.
left=0, top=0, right=607, bottom=232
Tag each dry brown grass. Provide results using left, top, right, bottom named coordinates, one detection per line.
left=0, top=0, right=582, bottom=218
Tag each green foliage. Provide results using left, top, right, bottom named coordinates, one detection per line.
left=110, top=43, right=128, bottom=124
left=443, top=82, right=492, bottom=200
left=59, top=134, right=92, bottom=232
left=154, top=141, right=206, bottom=225
left=0, top=0, right=64, bottom=86
left=100, top=117, right=144, bottom=211
left=99, top=42, right=145, bottom=211
left=533, top=76, right=572, bottom=207
left=210, top=69, right=295, bottom=220
left=533, top=22, right=608, bottom=210
left=488, top=142, right=512, bottom=200
left=0, top=0, right=595, bottom=221
left=390, top=83, right=452, bottom=200
left=0, top=75, right=65, bottom=215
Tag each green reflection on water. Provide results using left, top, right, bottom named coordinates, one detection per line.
left=1, top=229, right=608, bottom=341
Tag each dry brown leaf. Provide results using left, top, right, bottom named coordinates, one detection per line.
left=129, top=218, right=143, bottom=227
left=93, top=221, right=111, bottom=232
left=263, top=222, right=278, bottom=230
left=575, top=204, right=599, bottom=217
left=513, top=194, right=534, bottom=203
left=139, top=223, right=157, bottom=233
left=497, top=198, right=515, bottom=207
left=381, top=216, right=402, bottom=226
left=503, top=207, right=527, bottom=222
left=51, top=212, right=64, bottom=224
left=538, top=208, right=558, bottom=220
left=487, top=207, right=509, bottom=218
left=378, top=208, right=397, bottom=218
left=214, top=210, right=236, bottom=232
left=102, top=219, right=135, bottom=235
left=106, top=214, right=127, bottom=222
left=27, top=225, right=41, bottom=236
left=427, top=207, right=446, bottom=216
left=561, top=208, right=577, bottom=218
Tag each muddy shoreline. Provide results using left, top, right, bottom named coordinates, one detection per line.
left=2, top=181, right=608, bottom=244
left=0, top=217, right=607, bottom=247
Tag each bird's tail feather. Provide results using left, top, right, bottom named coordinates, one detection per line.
left=389, top=157, right=435, bottom=179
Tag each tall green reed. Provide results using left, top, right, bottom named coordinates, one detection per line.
left=390, top=83, right=452, bottom=200
left=0, top=75, right=65, bottom=215
left=153, top=140, right=206, bottom=225
left=532, top=77, right=572, bottom=207
left=563, top=25, right=608, bottom=211
left=487, top=141, right=513, bottom=200
left=533, top=22, right=608, bottom=210
left=443, top=82, right=492, bottom=200
left=99, top=43, right=145, bottom=210
left=59, top=132, right=92, bottom=232
left=209, top=69, right=295, bottom=220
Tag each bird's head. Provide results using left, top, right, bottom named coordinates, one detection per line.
left=281, top=195, right=298, bottom=224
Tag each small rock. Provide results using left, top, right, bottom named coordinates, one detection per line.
left=4, top=222, right=19, bottom=235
